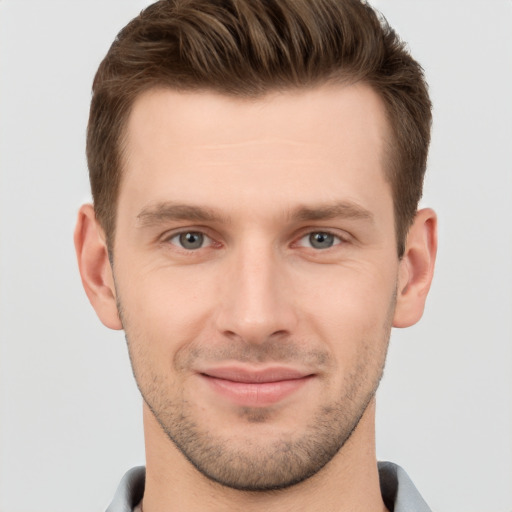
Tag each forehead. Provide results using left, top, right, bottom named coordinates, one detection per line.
left=120, top=84, right=392, bottom=223
left=124, top=83, right=389, bottom=156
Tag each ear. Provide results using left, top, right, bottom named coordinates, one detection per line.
left=74, top=204, right=123, bottom=330
left=393, top=208, right=437, bottom=328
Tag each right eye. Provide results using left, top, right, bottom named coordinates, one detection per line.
left=168, top=231, right=212, bottom=250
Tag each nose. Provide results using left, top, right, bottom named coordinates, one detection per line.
left=214, top=241, right=298, bottom=345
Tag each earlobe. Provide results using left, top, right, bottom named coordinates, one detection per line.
left=74, top=204, right=123, bottom=330
left=393, top=208, right=437, bottom=328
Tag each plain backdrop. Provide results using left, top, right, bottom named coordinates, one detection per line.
left=1, top=1, right=511, bottom=511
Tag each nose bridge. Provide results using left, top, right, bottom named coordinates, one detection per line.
left=215, top=236, right=296, bottom=343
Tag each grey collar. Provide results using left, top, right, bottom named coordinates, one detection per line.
left=106, top=461, right=431, bottom=512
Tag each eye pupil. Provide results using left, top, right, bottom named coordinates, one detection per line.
left=179, top=232, right=204, bottom=250
left=309, top=232, right=334, bottom=249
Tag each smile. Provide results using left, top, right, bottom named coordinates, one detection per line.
left=198, top=366, right=315, bottom=407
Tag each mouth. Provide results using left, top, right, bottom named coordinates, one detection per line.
left=197, top=366, right=315, bottom=407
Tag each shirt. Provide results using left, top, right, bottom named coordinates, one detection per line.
left=106, top=461, right=431, bottom=512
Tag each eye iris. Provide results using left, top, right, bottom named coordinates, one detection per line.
left=309, top=232, right=334, bottom=249
left=179, top=232, right=204, bottom=249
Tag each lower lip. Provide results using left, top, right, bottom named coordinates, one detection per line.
left=200, top=375, right=312, bottom=407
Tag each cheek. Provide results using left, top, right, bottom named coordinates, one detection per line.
left=116, top=266, right=220, bottom=378
left=117, top=253, right=398, bottom=361
left=300, top=258, right=396, bottom=308
left=121, top=263, right=216, bottom=324
left=295, top=263, right=397, bottom=351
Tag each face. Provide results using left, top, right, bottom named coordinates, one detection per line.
left=113, top=84, right=401, bottom=490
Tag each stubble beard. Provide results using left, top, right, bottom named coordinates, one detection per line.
left=142, top=371, right=381, bottom=492
left=118, top=295, right=395, bottom=492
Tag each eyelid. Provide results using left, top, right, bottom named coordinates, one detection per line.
left=156, top=226, right=351, bottom=250
left=171, top=232, right=212, bottom=249
left=159, top=227, right=220, bottom=249
left=292, top=228, right=350, bottom=249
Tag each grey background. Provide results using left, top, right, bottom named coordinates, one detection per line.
left=1, top=1, right=511, bottom=511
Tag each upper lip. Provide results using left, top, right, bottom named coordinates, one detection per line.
left=199, top=366, right=313, bottom=383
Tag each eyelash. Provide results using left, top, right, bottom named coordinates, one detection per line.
left=294, top=231, right=345, bottom=250
left=164, top=230, right=218, bottom=251
left=161, top=227, right=349, bottom=254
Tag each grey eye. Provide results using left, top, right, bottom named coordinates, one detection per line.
left=308, top=232, right=335, bottom=249
left=177, top=231, right=205, bottom=250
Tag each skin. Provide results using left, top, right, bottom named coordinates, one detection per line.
left=75, top=83, right=437, bottom=511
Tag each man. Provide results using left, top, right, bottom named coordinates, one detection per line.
left=74, top=0, right=437, bottom=510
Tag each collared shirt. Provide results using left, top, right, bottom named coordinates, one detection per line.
left=106, top=461, right=431, bottom=512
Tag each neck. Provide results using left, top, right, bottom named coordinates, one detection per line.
left=141, top=400, right=388, bottom=512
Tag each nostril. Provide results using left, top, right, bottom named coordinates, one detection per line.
left=222, top=330, right=240, bottom=339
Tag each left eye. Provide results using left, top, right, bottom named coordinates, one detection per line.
left=169, top=231, right=211, bottom=250
left=298, top=232, right=341, bottom=250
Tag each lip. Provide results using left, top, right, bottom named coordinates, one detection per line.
left=198, top=365, right=314, bottom=407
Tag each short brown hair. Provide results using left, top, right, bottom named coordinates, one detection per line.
left=87, top=0, right=431, bottom=256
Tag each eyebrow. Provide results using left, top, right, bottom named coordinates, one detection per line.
left=136, top=202, right=227, bottom=227
left=136, top=200, right=374, bottom=227
left=292, top=201, right=374, bottom=223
